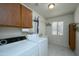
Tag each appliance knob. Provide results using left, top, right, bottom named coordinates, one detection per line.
left=0, top=40, right=1, bottom=45
left=0, top=40, right=7, bottom=45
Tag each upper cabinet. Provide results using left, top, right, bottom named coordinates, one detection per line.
left=21, top=5, right=32, bottom=28
left=0, top=4, right=21, bottom=27
left=0, top=3, right=32, bottom=28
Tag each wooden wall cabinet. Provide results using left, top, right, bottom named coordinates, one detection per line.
left=0, top=4, right=21, bottom=27
left=0, top=4, right=32, bottom=28
left=69, top=23, right=76, bottom=50
left=21, top=5, right=32, bottom=28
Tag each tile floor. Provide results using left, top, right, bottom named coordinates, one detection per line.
left=48, top=43, right=76, bottom=56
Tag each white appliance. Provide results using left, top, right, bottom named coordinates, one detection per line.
left=0, top=40, right=38, bottom=56
left=27, top=34, right=48, bottom=56
left=0, top=35, right=48, bottom=56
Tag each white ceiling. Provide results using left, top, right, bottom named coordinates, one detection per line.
left=25, top=3, right=78, bottom=19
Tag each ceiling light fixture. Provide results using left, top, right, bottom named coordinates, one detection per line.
left=48, top=3, right=55, bottom=10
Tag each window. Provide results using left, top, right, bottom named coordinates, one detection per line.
left=52, top=22, right=57, bottom=35
left=52, top=21, right=64, bottom=36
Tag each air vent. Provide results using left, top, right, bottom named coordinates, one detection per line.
left=46, top=23, right=51, bottom=26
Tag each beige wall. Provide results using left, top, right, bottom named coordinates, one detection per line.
left=46, top=14, right=74, bottom=47
left=74, top=5, right=79, bottom=55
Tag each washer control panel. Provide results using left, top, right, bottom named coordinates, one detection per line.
left=0, top=36, right=26, bottom=46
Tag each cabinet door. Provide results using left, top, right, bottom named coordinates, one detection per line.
left=22, top=5, right=32, bottom=28
left=0, top=4, right=21, bottom=27
left=69, top=23, right=76, bottom=50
